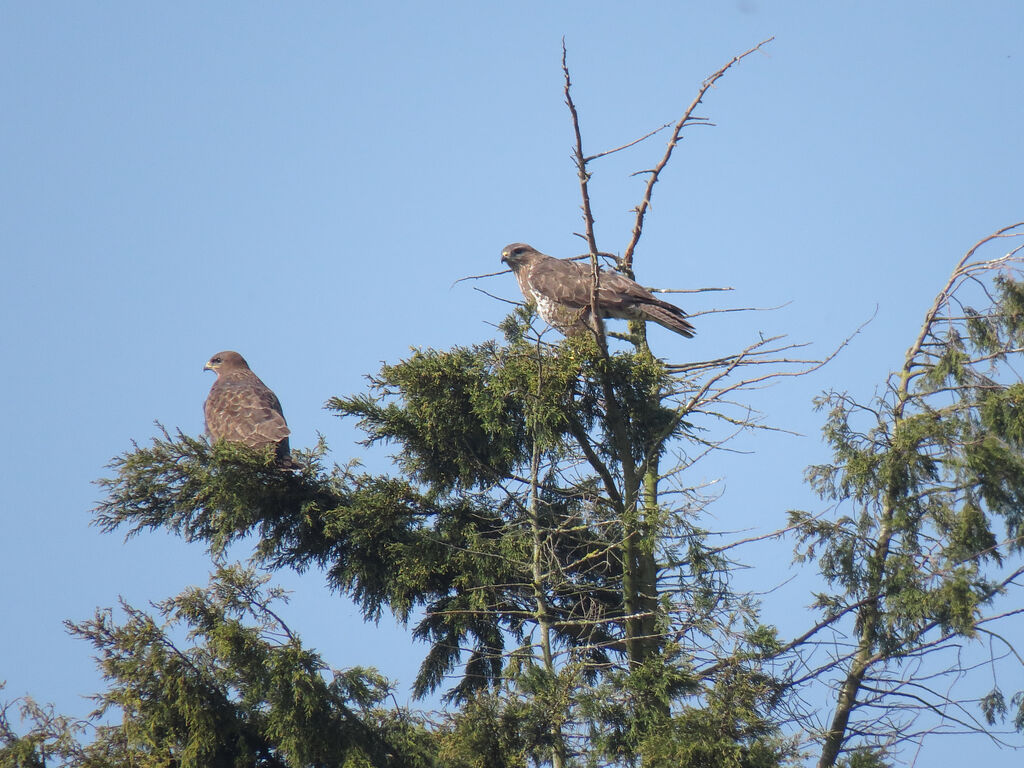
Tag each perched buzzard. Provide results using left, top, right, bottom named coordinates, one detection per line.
left=501, top=243, right=695, bottom=338
left=203, top=351, right=292, bottom=463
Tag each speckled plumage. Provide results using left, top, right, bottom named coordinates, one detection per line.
left=500, top=243, right=695, bottom=338
left=203, top=351, right=291, bottom=462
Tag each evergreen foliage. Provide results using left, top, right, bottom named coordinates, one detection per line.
left=86, top=305, right=804, bottom=768
left=1, top=566, right=434, bottom=768
left=791, top=225, right=1024, bottom=766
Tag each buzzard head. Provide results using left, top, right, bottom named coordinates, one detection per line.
left=204, top=350, right=249, bottom=376
left=501, top=243, right=541, bottom=271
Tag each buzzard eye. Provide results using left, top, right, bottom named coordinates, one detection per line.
left=212, top=357, right=221, bottom=364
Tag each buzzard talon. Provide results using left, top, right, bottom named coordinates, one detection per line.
left=203, top=351, right=294, bottom=466
left=501, top=243, right=695, bottom=338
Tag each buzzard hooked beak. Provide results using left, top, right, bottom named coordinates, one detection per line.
left=203, top=361, right=215, bottom=372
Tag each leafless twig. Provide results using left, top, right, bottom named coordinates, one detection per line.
left=622, top=37, right=774, bottom=272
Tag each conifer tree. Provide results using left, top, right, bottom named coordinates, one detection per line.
left=1, top=565, right=435, bottom=768
left=86, top=38, right=809, bottom=767
left=790, top=223, right=1024, bottom=766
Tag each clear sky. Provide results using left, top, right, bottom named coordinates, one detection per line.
left=1, top=2, right=1022, bottom=765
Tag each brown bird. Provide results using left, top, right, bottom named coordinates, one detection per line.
left=203, top=351, right=292, bottom=463
left=501, top=243, right=695, bottom=337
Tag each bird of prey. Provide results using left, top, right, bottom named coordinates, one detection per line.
left=203, top=351, right=292, bottom=463
left=501, top=243, right=695, bottom=338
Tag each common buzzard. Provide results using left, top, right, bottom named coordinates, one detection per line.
left=203, top=351, right=292, bottom=463
left=501, top=243, right=695, bottom=338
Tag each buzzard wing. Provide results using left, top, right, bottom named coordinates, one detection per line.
left=526, top=257, right=593, bottom=308
left=204, top=374, right=291, bottom=456
left=593, top=270, right=695, bottom=337
left=507, top=244, right=695, bottom=338
left=529, top=257, right=657, bottom=312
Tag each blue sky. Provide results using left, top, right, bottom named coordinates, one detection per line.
left=2, top=2, right=1023, bottom=764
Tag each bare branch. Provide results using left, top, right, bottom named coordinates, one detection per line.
left=452, top=268, right=510, bottom=287
left=562, top=39, right=598, bottom=257
left=622, top=37, right=774, bottom=272
left=584, top=120, right=675, bottom=162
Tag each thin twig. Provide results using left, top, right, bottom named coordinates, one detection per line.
left=651, top=286, right=735, bottom=294
left=472, top=286, right=522, bottom=306
left=452, top=269, right=509, bottom=288
left=622, top=37, right=774, bottom=272
left=584, top=120, right=675, bottom=162
left=562, top=39, right=598, bottom=258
